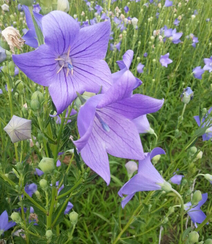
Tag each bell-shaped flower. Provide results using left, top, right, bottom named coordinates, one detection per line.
left=118, top=147, right=167, bottom=208
left=4, top=115, right=31, bottom=143
left=13, top=11, right=112, bottom=114
left=194, top=107, right=212, bottom=141
left=74, top=72, right=164, bottom=185
left=22, top=5, right=43, bottom=48
left=184, top=193, right=208, bottom=226
left=0, top=210, right=16, bottom=235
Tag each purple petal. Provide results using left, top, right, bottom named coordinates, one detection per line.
left=149, top=147, right=166, bottom=161
left=0, top=211, right=8, bottom=230
left=121, top=194, right=135, bottom=208
left=35, top=168, right=44, bottom=176
left=64, top=202, right=73, bottom=214
left=4, top=221, right=16, bottom=231
left=194, top=115, right=201, bottom=126
left=133, top=115, right=150, bottom=133
left=70, top=20, right=110, bottom=60
left=188, top=209, right=206, bottom=224
left=170, top=175, right=184, bottom=185
left=116, top=50, right=133, bottom=70
left=42, top=11, right=80, bottom=54
left=25, top=183, right=37, bottom=197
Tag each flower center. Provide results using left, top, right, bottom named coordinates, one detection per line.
left=95, top=112, right=110, bottom=132
left=55, top=46, right=73, bottom=76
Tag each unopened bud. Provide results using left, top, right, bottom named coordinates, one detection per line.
left=204, top=174, right=212, bottom=183
left=57, top=0, right=69, bottom=12
left=152, top=154, right=161, bottom=165
left=191, top=190, right=202, bottom=205
left=188, top=231, right=199, bottom=243
left=160, top=181, right=172, bottom=192
left=168, top=206, right=174, bottom=215
left=69, top=211, right=78, bottom=225
left=39, top=179, right=48, bottom=190
left=125, top=161, right=138, bottom=178
left=45, top=230, right=53, bottom=239
left=39, top=158, right=55, bottom=173
left=11, top=212, right=22, bottom=223
left=188, top=146, right=197, bottom=156
left=205, top=239, right=212, bottom=244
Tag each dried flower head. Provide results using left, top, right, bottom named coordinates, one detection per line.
left=1, top=27, right=25, bottom=53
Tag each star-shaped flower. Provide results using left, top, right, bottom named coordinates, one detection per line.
left=13, top=11, right=112, bottom=114
left=74, top=71, right=164, bottom=185
left=160, top=53, right=173, bottom=67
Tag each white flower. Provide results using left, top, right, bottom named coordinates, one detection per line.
left=1, top=4, right=9, bottom=11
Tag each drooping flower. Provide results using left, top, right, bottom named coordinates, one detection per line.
left=193, top=66, right=204, bottom=79
left=194, top=107, right=212, bottom=141
left=22, top=5, right=43, bottom=48
left=0, top=211, right=16, bottom=236
left=164, top=0, right=173, bottom=7
left=118, top=147, right=168, bottom=208
left=25, top=183, right=37, bottom=197
left=184, top=193, right=208, bottom=226
left=160, top=53, right=173, bottom=67
left=4, top=115, right=31, bottom=143
left=13, top=11, right=112, bottom=114
left=74, top=71, right=164, bottom=185
left=203, top=56, right=212, bottom=72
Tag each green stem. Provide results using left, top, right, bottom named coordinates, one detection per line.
left=23, top=191, right=46, bottom=214
left=171, top=188, right=184, bottom=243
left=108, top=0, right=111, bottom=11
left=47, top=187, right=57, bottom=229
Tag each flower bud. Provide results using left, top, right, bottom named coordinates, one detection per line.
left=16, top=162, right=24, bottom=171
left=180, top=87, right=193, bottom=104
left=195, top=151, right=203, bottom=160
left=188, top=146, right=197, bottom=157
left=188, top=231, right=199, bottom=243
left=152, top=154, right=161, bottom=165
left=31, top=91, right=44, bottom=102
left=11, top=212, right=22, bottom=223
left=30, top=99, right=40, bottom=111
left=131, top=17, right=138, bottom=28
left=1, top=27, right=24, bottom=53
left=45, top=230, right=53, bottom=239
left=39, top=179, right=48, bottom=190
left=205, top=239, right=212, bottom=244
left=39, top=158, right=55, bottom=174
left=125, top=161, right=137, bottom=178
left=15, top=80, right=24, bottom=92
left=168, top=206, right=175, bottom=215
left=69, top=211, right=78, bottom=225
left=191, top=190, right=202, bottom=205
left=35, top=190, right=41, bottom=199
left=162, top=216, right=168, bottom=224
left=57, top=0, right=69, bottom=12
left=18, top=0, right=33, bottom=6
left=204, top=174, right=212, bottom=183
left=1, top=4, right=9, bottom=11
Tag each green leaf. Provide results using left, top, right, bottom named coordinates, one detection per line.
left=92, top=212, right=110, bottom=224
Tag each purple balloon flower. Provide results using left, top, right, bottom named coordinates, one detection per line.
left=193, top=66, right=204, bottom=79
left=25, top=183, right=37, bottom=197
left=124, top=6, right=129, bottom=13
left=118, top=147, right=166, bottom=208
left=164, top=0, right=173, bottom=7
left=174, top=18, right=180, bottom=26
left=185, top=193, right=208, bottom=226
left=194, top=107, right=212, bottom=141
left=64, top=202, right=74, bottom=215
left=171, top=29, right=183, bottom=44
left=203, top=56, right=212, bottom=72
left=0, top=211, right=16, bottom=235
left=13, top=11, right=112, bottom=115
left=170, top=174, right=184, bottom=185
left=137, top=63, right=144, bottom=73
left=160, top=53, right=173, bottom=67
left=74, top=72, right=164, bottom=185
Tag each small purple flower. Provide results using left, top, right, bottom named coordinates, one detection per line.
left=74, top=72, right=164, bottom=185
left=192, top=36, right=199, bottom=48
left=137, top=63, right=144, bottom=73
left=144, top=52, right=148, bottom=57
left=170, top=174, right=184, bottom=185
left=203, top=56, right=212, bottom=72
left=164, top=0, right=173, bottom=7
left=171, top=29, right=183, bottom=44
left=33, top=4, right=41, bottom=13
left=13, top=11, right=112, bottom=115
left=35, top=168, right=44, bottom=176
left=193, top=66, right=204, bottom=79
left=64, top=202, right=74, bottom=214
left=0, top=46, right=7, bottom=63
left=124, top=6, right=129, bottom=13
left=25, top=183, right=37, bottom=197
left=95, top=5, right=103, bottom=14
left=160, top=53, right=173, bottom=67
left=110, top=42, right=121, bottom=52
left=174, top=18, right=180, bottom=26
left=0, top=211, right=16, bottom=235
left=194, top=107, right=212, bottom=141
left=185, top=193, right=208, bottom=226
left=118, top=148, right=166, bottom=208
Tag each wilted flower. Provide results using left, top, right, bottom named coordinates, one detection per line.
left=1, top=4, right=9, bottom=11
left=0, top=211, right=16, bottom=236
left=160, top=53, right=173, bottom=67
left=4, top=115, right=31, bottom=143
left=184, top=193, right=208, bottom=226
left=118, top=148, right=170, bottom=208
left=13, top=11, right=112, bottom=114
left=181, top=87, right=194, bottom=104
left=194, top=107, right=212, bottom=141
left=1, top=27, right=25, bottom=53
left=74, top=71, right=164, bottom=185
left=193, top=66, right=204, bottom=79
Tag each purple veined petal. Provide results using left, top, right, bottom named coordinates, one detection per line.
left=120, top=194, right=135, bottom=208
left=72, top=59, right=112, bottom=93
left=4, top=221, right=16, bottom=232
left=93, top=108, right=144, bottom=159
left=42, top=11, right=80, bottom=54
left=170, top=174, right=184, bottom=185
left=0, top=211, right=8, bottom=230
left=13, top=45, right=57, bottom=87
left=80, top=132, right=110, bottom=185
left=133, top=115, right=150, bottom=133
left=194, top=116, right=201, bottom=126
left=149, top=147, right=166, bottom=160
left=188, top=209, right=206, bottom=224
left=111, top=69, right=125, bottom=84
left=22, top=30, right=38, bottom=48
left=74, top=95, right=103, bottom=151
left=70, top=20, right=110, bottom=60
left=116, top=50, right=133, bottom=70
left=64, top=202, right=74, bottom=214
left=33, top=12, right=43, bottom=31
left=106, top=94, right=164, bottom=120
left=97, top=70, right=137, bottom=108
